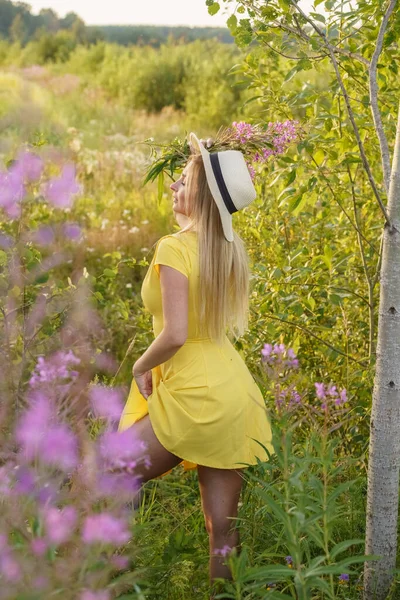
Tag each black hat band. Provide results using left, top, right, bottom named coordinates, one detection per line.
left=210, top=153, right=238, bottom=215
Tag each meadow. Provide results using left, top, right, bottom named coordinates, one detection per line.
left=0, top=26, right=398, bottom=600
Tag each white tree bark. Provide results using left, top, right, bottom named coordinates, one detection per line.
left=364, top=102, right=400, bottom=599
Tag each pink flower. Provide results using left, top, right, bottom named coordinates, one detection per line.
left=43, top=163, right=81, bottom=208
left=82, top=513, right=130, bottom=546
left=40, top=424, right=78, bottom=472
left=31, top=538, right=47, bottom=556
left=80, top=591, right=110, bottom=600
left=232, top=121, right=256, bottom=143
left=0, top=169, right=24, bottom=218
left=0, top=552, right=21, bottom=582
left=31, top=226, right=55, bottom=246
left=44, top=506, right=77, bottom=545
left=63, top=223, right=82, bottom=240
left=14, top=150, right=43, bottom=182
left=315, top=383, right=326, bottom=400
left=29, top=350, right=81, bottom=387
left=15, top=394, right=78, bottom=472
left=214, top=544, right=232, bottom=557
left=111, top=555, right=130, bottom=570
left=90, top=385, right=124, bottom=422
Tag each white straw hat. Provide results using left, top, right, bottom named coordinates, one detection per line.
left=189, top=132, right=257, bottom=242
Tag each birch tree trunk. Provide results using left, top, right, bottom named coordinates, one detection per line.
left=364, top=101, right=400, bottom=599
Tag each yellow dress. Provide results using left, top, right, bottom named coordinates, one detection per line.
left=118, top=231, right=274, bottom=473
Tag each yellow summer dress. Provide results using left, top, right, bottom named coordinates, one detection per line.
left=118, top=231, right=274, bottom=473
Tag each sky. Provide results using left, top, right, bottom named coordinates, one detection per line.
left=26, top=0, right=315, bottom=27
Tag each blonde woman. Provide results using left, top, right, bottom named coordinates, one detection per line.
left=119, top=133, right=273, bottom=593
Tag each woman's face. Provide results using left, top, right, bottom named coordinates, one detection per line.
left=170, top=165, right=190, bottom=217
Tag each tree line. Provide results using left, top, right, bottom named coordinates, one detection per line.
left=0, top=0, right=232, bottom=47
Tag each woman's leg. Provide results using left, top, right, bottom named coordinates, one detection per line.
left=129, top=414, right=183, bottom=482
left=197, top=465, right=244, bottom=584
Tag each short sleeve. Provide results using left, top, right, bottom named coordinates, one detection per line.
left=154, top=235, right=191, bottom=278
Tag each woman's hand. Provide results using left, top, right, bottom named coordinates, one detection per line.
left=133, top=364, right=153, bottom=399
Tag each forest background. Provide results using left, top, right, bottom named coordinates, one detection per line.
left=0, top=0, right=398, bottom=598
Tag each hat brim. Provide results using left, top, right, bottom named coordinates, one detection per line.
left=189, top=133, right=234, bottom=243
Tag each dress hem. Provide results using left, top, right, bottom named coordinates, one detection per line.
left=148, top=401, right=271, bottom=471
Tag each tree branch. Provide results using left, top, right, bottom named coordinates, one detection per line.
left=369, top=0, right=397, bottom=194
left=289, top=0, right=391, bottom=226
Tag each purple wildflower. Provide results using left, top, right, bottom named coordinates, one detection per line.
left=15, top=393, right=53, bottom=460
left=14, top=150, right=43, bottom=182
left=82, top=513, right=130, bottom=546
left=0, top=232, right=14, bottom=248
left=80, top=591, right=110, bottom=600
left=43, top=163, right=81, bottom=209
left=315, top=382, right=326, bottom=400
left=15, top=394, right=78, bottom=472
left=285, top=555, right=293, bottom=567
left=339, top=573, right=349, bottom=583
left=231, top=121, right=256, bottom=144
left=31, top=538, right=47, bottom=557
left=40, top=424, right=78, bottom=472
left=90, top=385, right=124, bottom=422
left=44, top=506, right=77, bottom=545
left=0, top=168, right=24, bottom=218
left=261, top=343, right=273, bottom=357
left=63, top=223, right=82, bottom=240
left=29, top=350, right=81, bottom=387
left=111, top=555, right=130, bottom=570
left=14, top=466, right=36, bottom=495
left=0, top=552, right=21, bottom=582
left=214, top=544, right=232, bottom=557
left=246, top=162, right=256, bottom=181
left=31, top=226, right=55, bottom=246
left=96, top=428, right=149, bottom=497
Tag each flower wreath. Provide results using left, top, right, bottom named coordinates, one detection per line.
left=142, top=120, right=302, bottom=195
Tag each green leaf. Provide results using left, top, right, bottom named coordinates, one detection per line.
left=284, top=65, right=298, bottom=82
left=227, top=14, right=237, bottom=31
left=208, top=2, right=220, bottom=16
left=288, top=193, right=308, bottom=216
left=157, top=171, right=164, bottom=204
left=286, top=170, right=297, bottom=185
left=103, top=268, right=117, bottom=278
left=310, top=12, right=326, bottom=23
left=330, top=539, right=364, bottom=560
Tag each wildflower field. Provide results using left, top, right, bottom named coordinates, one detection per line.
left=1, top=1, right=400, bottom=597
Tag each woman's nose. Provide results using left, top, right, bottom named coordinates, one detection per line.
left=170, top=181, right=177, bottom=191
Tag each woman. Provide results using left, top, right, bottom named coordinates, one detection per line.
left=118, top=133, right=273, bottom=593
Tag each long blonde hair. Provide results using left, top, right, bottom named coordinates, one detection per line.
left=179, top=153, right=250, bottom=344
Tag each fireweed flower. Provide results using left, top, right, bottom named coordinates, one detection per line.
left=14, top=150, right=43, bottom=182
left=43, top=505, right=77, bottom=545
left=63, top=222, right=82, bottom=240
left=43, top=163, right=81, bottom=209
left=315, top=383, right=347, bottom=410
left=82, top=513, right=130, bottom=546
left=261, top=343, right=299, bottom=373
left=0, top=168, right=25, bottom=218
left=15, top=393, right=78, bottom=472
left=80, top=591, right=110, bottom=600
left=214, top=544, right=232, bottom=557
left=232, top=121, right=256, bottom=143
left=29, top=350, right=81, bottom=387
left=96, top=428, right=149, bottom=497
left=89, top=385, right=124, bottom=423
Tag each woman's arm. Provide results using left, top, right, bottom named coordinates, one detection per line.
left=132, top=264, right=188, bottom=396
